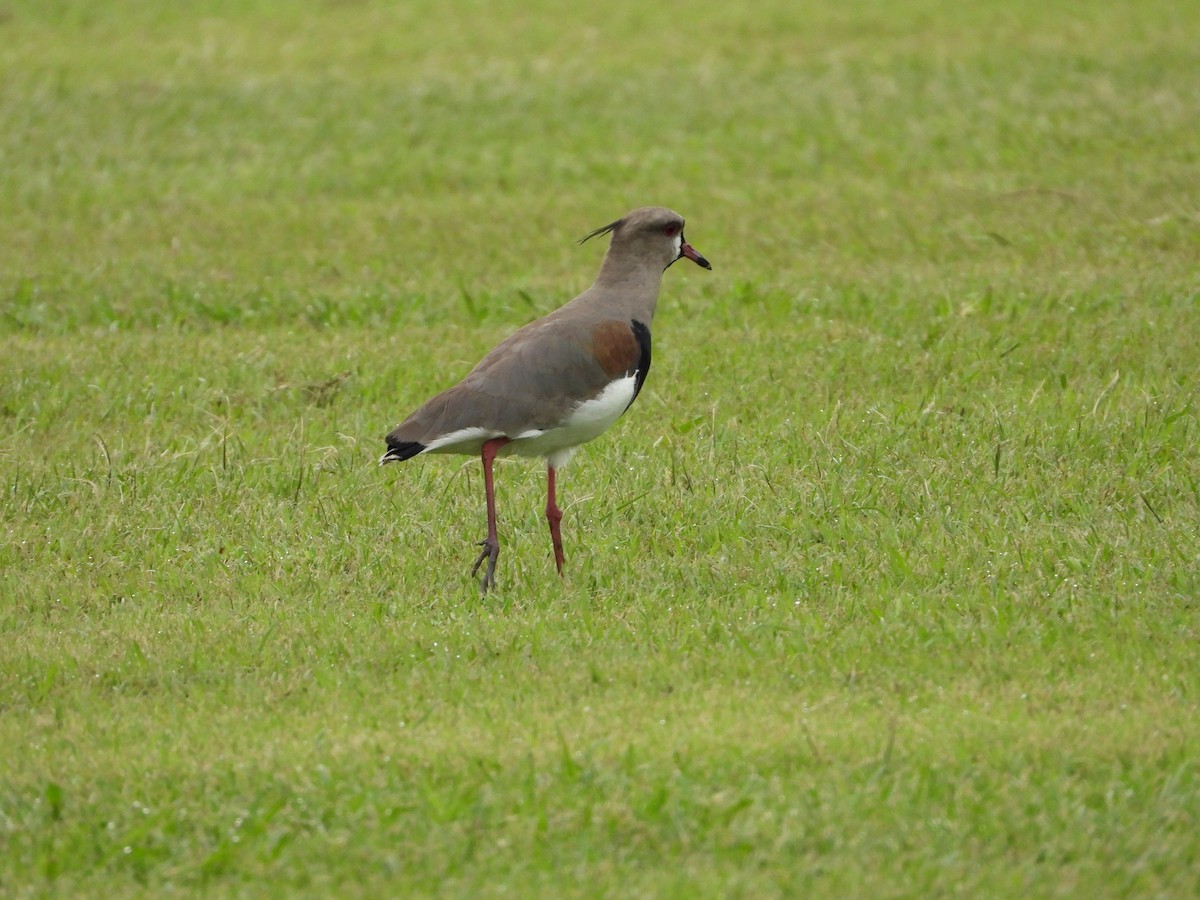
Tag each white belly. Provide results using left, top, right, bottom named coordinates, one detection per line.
left=508, top=374, right=637, bottom=468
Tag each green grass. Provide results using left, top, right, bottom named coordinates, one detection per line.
left=2, top=0, right=1199, bottom=895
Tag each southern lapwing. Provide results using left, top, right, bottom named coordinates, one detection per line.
left=381, top=206, right=711, bottom=593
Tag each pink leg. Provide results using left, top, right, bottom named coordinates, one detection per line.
left=471, top=437, right=510, bottom=593
left=546, top=465, right=565, bottom=576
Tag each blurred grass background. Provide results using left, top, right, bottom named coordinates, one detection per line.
left=2, top=0, right=1198, bottom=896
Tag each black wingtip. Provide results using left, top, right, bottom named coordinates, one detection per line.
left=379, top=441, right=426, bottom=465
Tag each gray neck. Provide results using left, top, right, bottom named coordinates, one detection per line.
left=590, top=254, right=666, bottom=324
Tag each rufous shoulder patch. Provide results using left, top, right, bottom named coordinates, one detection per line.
left=588, top=320, right=641, bottom=379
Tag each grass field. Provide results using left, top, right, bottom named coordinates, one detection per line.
left=3, top=0, right=1199, bottom=895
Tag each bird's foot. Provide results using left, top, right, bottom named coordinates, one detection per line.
left=471, top=536, right=500, bottom=594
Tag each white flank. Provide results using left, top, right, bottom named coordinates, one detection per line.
left=508, top=374, right=639, bottom=467
left=424, top=426, right=502, bottom=454
left=418, top=375, right=638, bottom=467
left=561, top=373, right=638, bottom=439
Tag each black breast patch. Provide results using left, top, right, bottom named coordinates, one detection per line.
left=630, top=319, right=652, bottom=403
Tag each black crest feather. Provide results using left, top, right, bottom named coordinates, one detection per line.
left=578, top=217, right=623, bottom=245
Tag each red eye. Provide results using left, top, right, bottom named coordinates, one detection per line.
left=664, top=223, right=681, bottom=237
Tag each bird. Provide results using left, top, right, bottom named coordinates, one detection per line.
left=380, top=206, right=711, bottom=593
